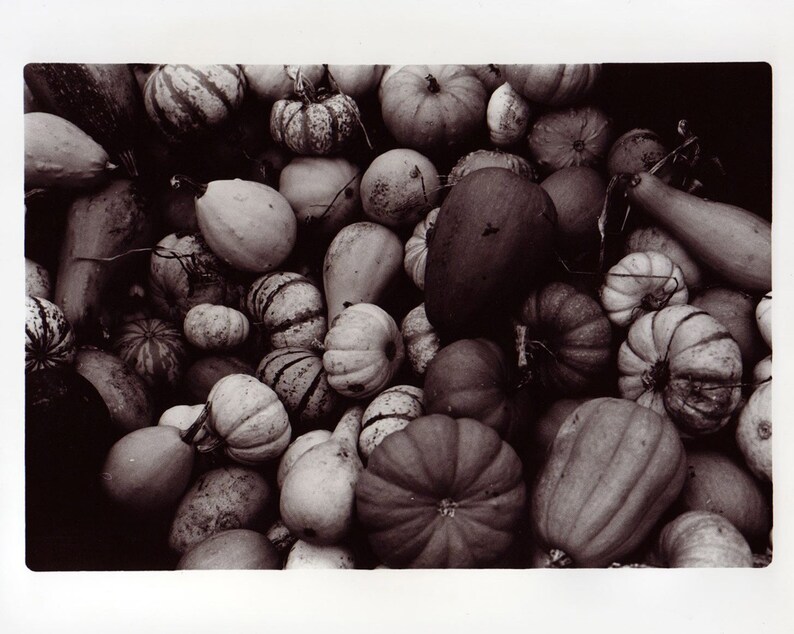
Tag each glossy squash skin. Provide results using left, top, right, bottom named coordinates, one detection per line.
left=25, top=295, right=76, bottom=373
left=356, top=414, right=527, bottom=568
left=531, top=398, right=687, bottom=568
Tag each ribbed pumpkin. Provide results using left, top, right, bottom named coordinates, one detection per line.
left=401, top=303, right=442, bottom=377
left=528, top=105, right=613, bottom=173
left=183, top=304, right=250, bottom=351
left=423, top=338, right=532, bottom=443
left=256, top=347, right=339, bottom=433
left=446, top=149, right=538, bottom=186
left=403, top=208, right=439, bottom=291
left=512, top=281, right=613, bottom=396
left=359, top=385, right=425, bottom=461
left=197, top=373, right=291, bottom=465
left=244, top=271, right=327, bottom=350
left=111, top=317, right=189, bottom=390
left=531, top=397, right=687, bottom=567
left=25, top=295, right=76, bottom=373
left=143, top=64, right=247, bottom=139
left=424, top=167, right=557, bottom=340
left=379, top=65, right=488, bottom=155
left=322, top=303, right=404, bottom=399
left=502, top=64, right=602, bottom=106
left=465, top=64, right=506, bottom=92
left=617, top=305, right=743, bottom=436
left=600, top=251, right=689, bottom=328
left=356, top=414, right=526, bottom=568
left=655, top=511, right=753, bottom=568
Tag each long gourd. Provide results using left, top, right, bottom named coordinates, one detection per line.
left=626, top=172, right=771, bottom=292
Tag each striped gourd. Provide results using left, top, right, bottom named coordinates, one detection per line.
left=256, top=347, right=339, bottom=432
left=143, top=64, right=247, bottom=140
left=25, top=296, right=76, bottom=373
left=245, top=272, right=327, bottom=350
left=359, top=385, right=424, bottom=461
left=112, top=317, right=189, bottom=390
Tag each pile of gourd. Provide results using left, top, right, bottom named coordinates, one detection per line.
left=24, top=63, right=772, bottom=571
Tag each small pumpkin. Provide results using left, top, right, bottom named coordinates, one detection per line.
left=379, top=65, right=488, bottom=154
left=355, top=414, right=527, bottom=568
left=599, top=251, right=689, bottom=327
left=531, top=397, right=687, bottom=568
left=325, top=64, right=385, bottom=99
left=111, top=317, right=189, bottom=390
left=403, top=207, right=439, bottom=291
left=197, top=373, right=292, bottom=466
left=25, top=295, right=76, bottom=373
left=244, top=271, right=327, bottom=350
left=735, top=380, right=771, bottom=482
left=528, top=105, right=612, bottom=173
left=623, top=224, right=705, bottom=292
left=183, top=303, right=250, bottom=351
left=256, top=347, right=339, bottom=433
left=654, top=511, right=753, bottom=568
left=513, top=281, right=613, bottom=396
left=322, top=303, right=404, bottom=399
left=400, top=303, right=442, bottom=377
left=143, top=64, right=247, bottom=139
left=446, top=149, right=538, bottom=186
left=502, top=64, right=602, bottom=106
left=756, top=292, right=771, bottom=348
left=242, top=64, right=326, bottom=102
left=606, top=128, right=668, bottom=177
left=359, top=385, right=425, bottom=461
left=486, top=83, right=533, bottom=147
left=617, top=304, right=743, bottom=436
left=465, top=64, right=506, bottom=93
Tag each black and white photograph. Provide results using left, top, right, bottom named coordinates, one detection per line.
left=2, top=1, right=793, bottom=632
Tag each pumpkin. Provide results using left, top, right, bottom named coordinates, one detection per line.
left=111, top=317, right=189, bottom=390
left=244, top=271, right=327, bottom=350
left=403, top=207, right=439, bottom=291
left=183, top=303, right=250, bottom=351
left=756, top=292, right=771, bottom=348
left=25, top=258, right=52, bottom=300
left=355, top=414, right=527, bottom=568
left=401, top=303, right=442, bottom=377
left=379, top=65, right=488, bottom=154
left=446, top=149, right=538, bottom=186
left=539, top=165, right=605, bottom=253
left=148, top=232, right=234, bottom=323
left=423, top=338, right=532, bottom=443
left=599, top=251, right=689, bottom=327
left=486, top=83, right=533, bottom=147
left=143, top=64, right=247, bottom=139
left=531, top=397, right=687, bottom=568
left=359, top=385, right=425, bottom=461
left=654, top=511, right=753, bottom=568
left=513, top=281, right=613, bottom=396
left=270, top=71, right=361, bottom=156
left=606, top=128, right=668, bottom=177
left=735, top=381, right=771, bottom=482
left=322, top=303, right=404, bottom=399
left=360, top=148, right=441, bottom=228
left=528, top=105, right=613, bottom=173
left=197, top=373, right=292, bottom=466
left=25, top=295, right=76, bottom=373
left=256, top=347, right=339, bottom=433
left=424, top=167, right=557, bottom=340
left=278, top=156, right=362, bottom=237
left=465, top=64, right=506, bottom=93
left=680, top=450, right=771, bottom=544
left=242, top=64, right=326, bottom=102
left=623, top=224, right=705, bottom=292
left=177, top=529, right=281, bottom=570
left=502, top=64, right=602, bottom=106
left=325, top=64, right=385, bottom=99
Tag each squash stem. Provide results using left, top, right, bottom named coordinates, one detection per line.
left=170, top=174, right=208, bottom=197
left=425, top=74, right=441, bottom=93
left=181, top=404, right=210, bottom=445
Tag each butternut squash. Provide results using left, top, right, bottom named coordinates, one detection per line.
left=626, top=172, right=771, bottom=292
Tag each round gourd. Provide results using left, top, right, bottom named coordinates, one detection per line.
left=424, top=167, right=557, bottom=340
left=25, top=258, right=52, bottom=300
left=403, top=207, right=439, bottom=291
left=756, top=292, right=771, bottom=348
left=356, top=414, right=527, bottom=568
left=423, top=338, right=532, bottom=443
left=607, top=128, right=668, bottom=177
left=256, top=347, right=339, bottom=433
left=177, top=529, right=281, bottom=570
left=360, top=148, right=440, bottom=228
left=617, top=305, right=743, bottom=436
left=531, top=398, right=687, bottom=567
left=486, top=83, right=533, bottom=147
left=513, top=281, right=613, bottom=396
left=623, top=224, right=705, bottom=292
left=528, top=105, right=613, bottom=173
left=242, top=64, right=326, bottom=102
left=379, top=65, right=488, bottom=154
left=655, top=511, right=753, bottom=568
left=465, top=64, right=506, bottom=93
left=111, top=317, right=189, bottom=390
left=325, top=64, right=385, bottom=99
left=400, top=303, right=442, bottom=377
left=447, top=149, right=538, bottom=186
left=322, top=303, right=404, bottom=399
left=359, top=385, right=425, bottom=461
left=143, top=64, right=247, bottom=139
left=735, top=381, right=771, bottom=482
left=600, top=251, right=689, bottom=327
left=25, top=295, right=76, bottom=373
left=183, top=303, right=250, bottom=351
left=198, top=373, right=292, bottom=466
left=539, top=166, right=605, bottom=253
left=502, top=64, right=602, bottom=106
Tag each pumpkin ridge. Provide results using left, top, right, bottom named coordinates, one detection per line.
left=293, top=363, right=326, bottom=421
left=264, top=308, right=325, bottom=334
left=669, top=331, right=734, bottom=357
left=270, top=354, right=315, bottom=388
